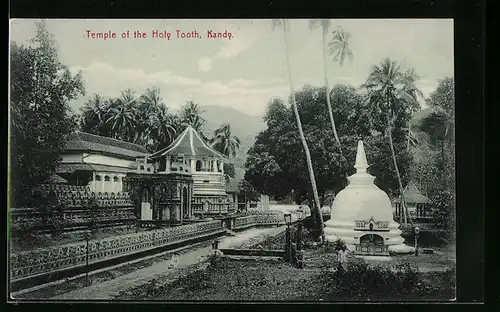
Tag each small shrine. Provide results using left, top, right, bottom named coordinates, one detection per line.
left=324, top=140, right=409, bottom=256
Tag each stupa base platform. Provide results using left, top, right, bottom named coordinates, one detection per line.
left=388, top=244, right=415, bottom=254
left=354, top=255, right=392, bottom=261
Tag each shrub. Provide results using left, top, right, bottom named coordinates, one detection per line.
left=316, top=258, right=421, bottom=300
left=400, top=227, right=449, bottom=247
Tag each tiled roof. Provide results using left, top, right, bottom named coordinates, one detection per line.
left=149, top=126, right=227, bottom=159
left=394, top=181, right=430, bottom=204
left=65, top=131, right=149, bottom=159
left=56, top=163, right=135, bottom=174
left=44, top=174, right=68, bottom=184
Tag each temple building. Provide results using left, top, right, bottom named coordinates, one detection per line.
left=324, top=140, right=409, bottom=256
left=53, top=127, right=236, bottom=224
left=55, top=131, right=149, bottom=193
left=124, top=125, right=231, bottom=223
left=393, top=181, right=430, bottom=218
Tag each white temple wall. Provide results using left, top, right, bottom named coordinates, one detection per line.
left=83, top=154, right=136, bottom=169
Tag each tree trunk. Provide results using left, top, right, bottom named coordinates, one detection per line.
left=283, top=21, right=325, bottom=241
left=407, top=122, right=411, bottom=151
left=441, top=140, right=447, bottom=189
left=322, top=27, right=343, bottom=156
left=387, top=116, right=413, bottom=227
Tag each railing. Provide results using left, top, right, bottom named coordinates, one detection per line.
left=10, top=220, right=223, bottom=282
left=232, top=213, right=284, bottom=230
left=10, top=207, right=136, bottom=232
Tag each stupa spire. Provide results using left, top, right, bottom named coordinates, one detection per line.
left=354, top=140, right=369, bottom=173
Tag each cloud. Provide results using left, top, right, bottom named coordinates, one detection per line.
left=214, top=22, right=264, bottom=59
left=70, top=61, right=289, bottom=116
left=198, top=57, right=212, bottom=72
left=71, top=62, right=202, bottom=89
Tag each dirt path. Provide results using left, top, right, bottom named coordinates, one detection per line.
left=50, top=226, right=285, bottom=300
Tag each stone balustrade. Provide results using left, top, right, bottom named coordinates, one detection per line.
left=10, top=207, right=136, bottom=231
left=35, top=185, right=134, bottom=207
left=10, top=220, right=223, bottom=281
left=233, top=212, right=284, bottom=230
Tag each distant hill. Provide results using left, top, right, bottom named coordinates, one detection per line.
left=410, top=107, right=433, bottom=128
left=201, top=105, right=265, bottom=168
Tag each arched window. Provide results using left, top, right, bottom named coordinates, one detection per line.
left=104, top=176, right=110, bottom=182
left=113, top=176, right=119, bottom=182
left=95, top=175, right=102, bottom=181
left=196, top=160, right=202, bottom=171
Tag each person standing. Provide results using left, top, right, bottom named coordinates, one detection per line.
left=336, top=245, right=348, bottom=287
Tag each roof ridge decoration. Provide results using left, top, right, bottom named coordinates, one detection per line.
left=149, top=125, right=228, bottom=159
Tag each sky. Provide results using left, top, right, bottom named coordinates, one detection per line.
left=10, top=19, right=454, bottom=117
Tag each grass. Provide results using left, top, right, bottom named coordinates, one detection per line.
left=114, top=257, right=318, bottom=301
left=113, top=253, right=455, bottom=301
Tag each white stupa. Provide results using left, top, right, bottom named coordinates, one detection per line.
left=324, top=140, right=411, bottom=256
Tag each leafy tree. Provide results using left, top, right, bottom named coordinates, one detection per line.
left=223, top=163, right=236, bottom=183
left=309, top=20, right=353, bottom=155
left=430, top=190, right=455, bottom=240
left=419, top=77, right=455, bottom=190
left=272, top=19, right=325, bottom=240
left=237, top=180, right=260, bottom=206
left=361, top=58, right=422, bottom=225
left=245, top=84, right=413, bottom=221
left=10, top=21, right=85, bottom=207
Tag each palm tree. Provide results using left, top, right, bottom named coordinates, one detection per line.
left=180, top=100, right=206, bottom=132
left=309, top=20, right=353, bottom=156
left=147, top=104, right=177, bottom=150
left=105, top=90, right=138, bottom=142
left=361, top=58, right=422, bottom=226
left=273, top=19, right=324, bottom=240
left=138, top=87, right=163, bottom=145
left=80, top=94, right=109, bottom=135
left=211, top=123, right=241, bottom=157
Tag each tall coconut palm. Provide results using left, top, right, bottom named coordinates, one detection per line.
left=309, top=20, right=353, bottom=156
left=361, top=58, right=421, bottom=226
left=106, top=90, right=138, bottom=142
left=211, top=123, right=241, bottom=158
left=273, top=19, right=324, bottom=240
left=147, top=104, right=177, bottom=150
left=80, top=93, right=109, bottom=135
left=138, top=87, right=163, bottom=145
left=180, top=100, right=206, bottom=132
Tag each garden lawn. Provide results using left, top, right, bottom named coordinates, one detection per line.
left=114, top=255, right=455, bottom=301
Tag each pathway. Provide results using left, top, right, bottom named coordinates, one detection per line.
left=51, top=226, right=285, bottom=300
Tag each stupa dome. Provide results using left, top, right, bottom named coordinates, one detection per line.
left=324, top=140, right=407, bottom=256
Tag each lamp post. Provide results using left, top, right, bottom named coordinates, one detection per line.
left=414, top=226, right=420, bottom=256
left=284, top=213, right=292, bottom=263
left=296, top=208, right=304, bottom=250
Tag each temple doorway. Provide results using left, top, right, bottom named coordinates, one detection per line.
left=182, top=187, right=188, bottom=218
left=141, top=188, right=153, bottom=221
left=358, top=234, right=385, bottom=255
